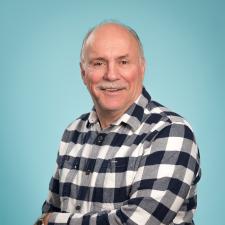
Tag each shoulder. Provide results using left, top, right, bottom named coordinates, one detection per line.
left=143, top=100, right=197, bottom=146
left=146, top=100, right=200, bottom=164
left=65, top=112, right=90, bottom=131
left=60, top=112, right=90, bottom=143
left=149, top=100, right=193, bottom=129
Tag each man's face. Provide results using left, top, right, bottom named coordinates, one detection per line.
left=80, top=24, right=145, bottom=118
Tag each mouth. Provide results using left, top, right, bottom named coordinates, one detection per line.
left=98, top=87, right=126, bottom=96
left=101, top=87, right=124, bottom=92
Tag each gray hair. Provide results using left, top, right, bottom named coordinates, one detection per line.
left=80, top=20, right=145, bottom=62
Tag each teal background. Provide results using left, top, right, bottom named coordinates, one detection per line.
left=1, top=0, right=224, bottom=224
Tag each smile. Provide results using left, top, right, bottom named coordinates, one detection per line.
left=101, top=88, right=123, bottom=91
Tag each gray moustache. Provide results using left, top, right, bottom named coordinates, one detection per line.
left=97, top=83, right=126, bottom=90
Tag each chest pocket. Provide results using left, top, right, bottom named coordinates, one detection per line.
left=109, top=157, right=135, bottom=189
left=93, top=157, right=135, bottom=207
left=109, top=157, right=130, bottom=173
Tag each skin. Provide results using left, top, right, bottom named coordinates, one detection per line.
left=43, top=213, right=50, bottom=225
left=80, top=23, right=145, bottom=129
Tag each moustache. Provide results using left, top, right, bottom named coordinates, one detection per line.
left=97, top=82, right=127, bottom=90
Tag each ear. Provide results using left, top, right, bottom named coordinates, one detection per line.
left=80, top=62, right=87, bottom=85
left=140, top=58, right=146, bottom=80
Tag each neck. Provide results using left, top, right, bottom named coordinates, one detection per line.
left=96, top=108, right=125, bottom=129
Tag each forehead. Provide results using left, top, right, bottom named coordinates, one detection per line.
left=84, top=24, right=140, bottom=58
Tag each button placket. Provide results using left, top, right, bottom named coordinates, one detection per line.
left=75, top=205, right=81, bottom=211
left=95, top=134, right=105, bottom=145
left=74, top=163, right=79, bottom=170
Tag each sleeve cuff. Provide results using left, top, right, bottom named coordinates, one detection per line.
left=48, top=212, right=71, bottom=224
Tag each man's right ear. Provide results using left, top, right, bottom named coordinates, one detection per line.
left=80, top=62, right=87, bottom=85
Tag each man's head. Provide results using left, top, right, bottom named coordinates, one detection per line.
left=80, top=22, right=145, bottom=62
left=80, top=21, right=146, bottom=123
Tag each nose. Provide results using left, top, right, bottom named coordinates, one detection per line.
left=103, top=62, right=119, bottom=81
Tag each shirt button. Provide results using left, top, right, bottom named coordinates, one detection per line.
left=75, top=205, right=81, bottom=211
left=96, top=135, right=104, bottom=144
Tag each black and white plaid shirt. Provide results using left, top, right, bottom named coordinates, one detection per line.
left=42, top=87, right=201, bottom=225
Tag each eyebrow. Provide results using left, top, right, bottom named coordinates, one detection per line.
left=88, top=54, right=129, bottom=63
left=89, top=57, right=106, bottom=63
left=117, top=54, right=129, bottom=60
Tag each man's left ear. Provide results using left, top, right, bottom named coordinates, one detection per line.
left=141, top=59, right=146, bottom=79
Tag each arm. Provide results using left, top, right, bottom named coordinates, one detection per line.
left=42, top=163, right=61, bottom=213
left=46, top=123, right=201, bottom=225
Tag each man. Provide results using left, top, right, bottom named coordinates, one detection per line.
left=36, top=22, right=201, bottom=225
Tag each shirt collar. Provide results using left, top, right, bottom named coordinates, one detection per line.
left=113, top=87, right=151, bottom=130
left=87, top=87, right=151, bottom=131
left=86, top=109, right=99, bottom=128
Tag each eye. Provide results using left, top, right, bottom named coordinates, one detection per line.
left=93, top=61, right=103, bottom=66
left=120, top=60, right=129, bottom=65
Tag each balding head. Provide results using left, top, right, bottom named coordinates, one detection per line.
left=80, top=21, right=145, bottom=63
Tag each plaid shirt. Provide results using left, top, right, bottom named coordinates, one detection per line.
left=42, top=87, right=201, bottom=225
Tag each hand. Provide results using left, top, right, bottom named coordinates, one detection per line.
left=43, top=213, right=51, bottom=225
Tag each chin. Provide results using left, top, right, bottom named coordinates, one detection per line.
left=102, top=105, right=122, bottom=112
left=101, top=101, right=130, bottom=114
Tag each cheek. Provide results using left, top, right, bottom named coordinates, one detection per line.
left=86, top=71, right=103, bottom=85
left=84, top=72, right=103, bottom=96
left=124, top=68, right=143, bottom=86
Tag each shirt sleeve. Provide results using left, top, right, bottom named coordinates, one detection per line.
left=42, top=127, right=71, bottom=213
left=42, top=164, right=61, bottom=213
left=46, top=122, right=201, bottom=225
